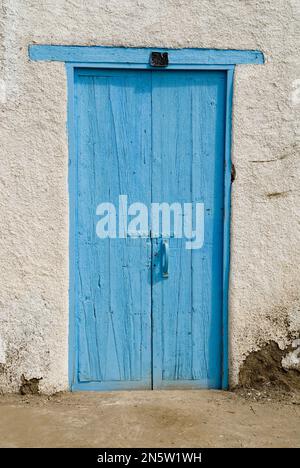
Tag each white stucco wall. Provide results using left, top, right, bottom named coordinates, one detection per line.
left=0, top=0, right=299, bottom=393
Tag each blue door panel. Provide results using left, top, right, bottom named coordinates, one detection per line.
left=73, top=68, right=226, bottom=390
left=75, top=70, right=152, bottom=389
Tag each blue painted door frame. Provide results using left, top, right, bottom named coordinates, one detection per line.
left=29, top=46, right=264, bottom=391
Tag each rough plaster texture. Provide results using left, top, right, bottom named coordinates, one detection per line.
left=0, top=0, right=299, bottom=393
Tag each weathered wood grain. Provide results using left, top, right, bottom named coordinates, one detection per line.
left=29, top=45, right=264, bottom=65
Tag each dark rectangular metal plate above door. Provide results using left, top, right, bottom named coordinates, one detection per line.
left=72, top=68, right=227, bottom=391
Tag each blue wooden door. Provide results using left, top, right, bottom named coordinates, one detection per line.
left=73, top=68, right=226, bottom=390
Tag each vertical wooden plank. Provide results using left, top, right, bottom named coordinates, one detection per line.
left=75, top=70, right=152, bottom=389
left=152, top=70, right=226, bottom=388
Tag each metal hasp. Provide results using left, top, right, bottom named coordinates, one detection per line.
left=150, top=51, right=169, bottom=67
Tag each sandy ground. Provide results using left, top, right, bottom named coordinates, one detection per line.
left=0, top=390, right=299, bottom=448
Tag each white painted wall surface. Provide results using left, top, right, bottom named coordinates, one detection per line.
left=0, top=0, right=299, bottom=392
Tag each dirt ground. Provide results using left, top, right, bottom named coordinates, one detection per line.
left=0, top=390, right=299, bottom=448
